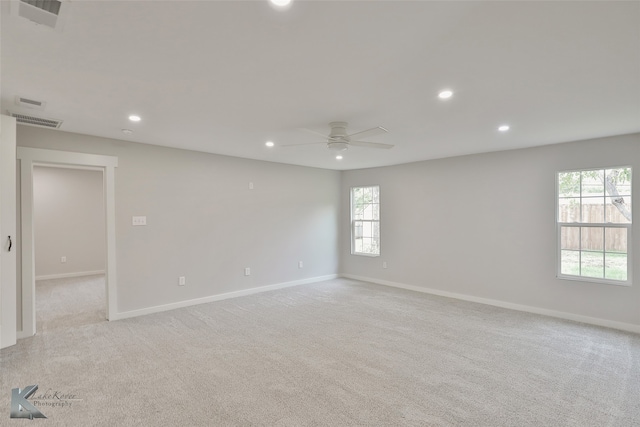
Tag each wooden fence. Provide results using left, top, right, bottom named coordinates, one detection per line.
left=559, top=205, right=628, bottom=252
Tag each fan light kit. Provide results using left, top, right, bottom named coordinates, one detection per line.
left=283, top=121, right=393, bottom=152
left=128, top=115, right=141, bottom=122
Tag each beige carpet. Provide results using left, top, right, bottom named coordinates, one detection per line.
left=1, top=276, right=639, bottom=426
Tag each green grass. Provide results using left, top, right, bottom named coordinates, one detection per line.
left=561, top=251, right=627, bottom=281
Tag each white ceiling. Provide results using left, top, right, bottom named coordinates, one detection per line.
left=2, top=0, right=639, bottom=170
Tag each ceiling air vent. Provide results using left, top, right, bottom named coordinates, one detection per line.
left=15, top=96, right=46, bottom=110
left=18, top=0, right=62, bottom=28
left=8, top=111, right=63, bottom=129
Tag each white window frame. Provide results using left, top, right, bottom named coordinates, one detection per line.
left=556, top=167, right=632, bottom=286
left=350, top=185, right=380, bottom=257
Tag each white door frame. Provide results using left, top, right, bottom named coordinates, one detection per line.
left=1, top=115, right=17, bottom=348
left=17, top=147, right=118, bottom=337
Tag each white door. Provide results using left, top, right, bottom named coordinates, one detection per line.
left=1, top=115, right=17, bottom=349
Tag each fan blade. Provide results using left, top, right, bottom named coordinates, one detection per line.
left=281, top=142, right=326, bottom=147
left=347, top=126, right=388, bottom=140
left=350, top=140, right=394, bottom=150
left=297, top=127, right=329, bottom=139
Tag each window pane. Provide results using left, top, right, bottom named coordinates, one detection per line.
left=353, top=187, right=363, bottom=205
left=605, top=168, right=631, bottom=196
left=558, top=198, right=580, bottom=222
left=361, top=204, right=369, bottom=220
left=372, top=221, right=380, bottom=240
left=606, top=196, right=631, bottom=224
left=604, top=252, right=627, bottom=280
left=363, top=187, right=372, bottom=205
left=605, top=253, right=627, bottom=281
left=362, top=238, right=378, bottom=255
left=581, top=227, right=603, bottom=251
left=581, top=251, right=604, bottom=278
left=581, top=197, right=604, bottom=223
left=361, top=238, right=370, bottom=253
left=560, top=226, right=580, bottom=250
left=372, top=186, right=380, bottom=203
left=561, top=250, right=579, bottom=276
left=581, top=170, right=604, bottom=196
left=354, top=238, right=363, bottom=253
left=605, top=227, right=627, bottom=252
left=363, top=203, right=373, bottom=220
left=363, top=221, right=372, bottom=239
left=354, top=221, right=363, bottom=238
left=558, top=172, right=581, bottom=197
left=604, top=227, right=627, bottom=281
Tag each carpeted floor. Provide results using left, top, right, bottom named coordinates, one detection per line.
left=1, top=276, right=639, bottom=426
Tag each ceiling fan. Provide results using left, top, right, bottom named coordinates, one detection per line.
left=284, top=122, right=393, bottom=151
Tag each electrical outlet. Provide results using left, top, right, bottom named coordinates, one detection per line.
left=249, top=182, right=254, bottom=190
left=298, top=261, right=303, bottom=269
left=61, top=256, right=67, bottom=263
left=244, top=267, right=251, bottom=276
left=383, top=261, right=387, bottom=269
left=179, top=276, right=186, bottom=286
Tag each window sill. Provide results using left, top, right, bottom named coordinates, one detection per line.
left=557, top=274, right=631, bottom=287
left=351, top=252, right=380, bottom=258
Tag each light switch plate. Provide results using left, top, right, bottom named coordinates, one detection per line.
left=132, top=216, right=147, bottom=226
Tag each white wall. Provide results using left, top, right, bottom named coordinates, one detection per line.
left=17, top=125, right=639, bottom=331
left=341, top=133, right=640, bottom=329
left=33, top=166, right=105, bottom=279
left=18, top=126, right=340, bottom=314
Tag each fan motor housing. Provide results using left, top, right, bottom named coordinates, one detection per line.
left=329, top=122, right=349, bottom=138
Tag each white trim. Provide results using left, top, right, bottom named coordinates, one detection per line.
left=1, top=115, right=17, bottom=349
left=111, top=274, right=338, bottom=321
left=340, top=274, right=640, bottom=334
left=17, top=147, right=118, bottom=337
left=35, top=270, right=105, bottom=281
left=18, top=147, right=118, bottom=167
left=16, top=329, right=32, bottom=340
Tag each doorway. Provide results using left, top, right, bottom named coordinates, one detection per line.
left=33, top=166, right=106, bottom=330
left=17, top=147, right=118, bottom=338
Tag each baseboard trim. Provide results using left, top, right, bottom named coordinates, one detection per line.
left=340, top=274, right=640, bottom=334
left=36, top=270, right=105, bottom=281
left=111, top=274, right=338, bottom=321
left=16, top=329, right=32, bottom=340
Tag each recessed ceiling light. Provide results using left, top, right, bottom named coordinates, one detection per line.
left=498, top=124, right=510, bottom=132
left=122, top=129, right=133, bottom=135
left=336, top=155, right=343, bottom=160
left=128, top=115, right=141, bottom=122
left=438, top=90, right=453, bottom=99
left=265, top=141, right=275, bottom=147
left=270, top=0, right=292, bottom=7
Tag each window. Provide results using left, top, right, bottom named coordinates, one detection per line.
left=557, top=167, right=631, bottom=285
left=351, top=186, right=380, bottom=256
